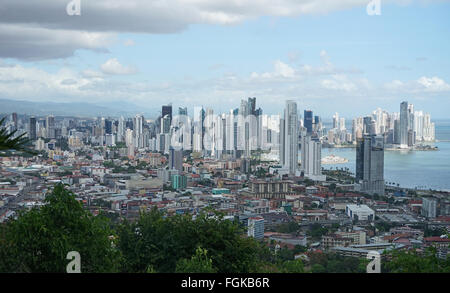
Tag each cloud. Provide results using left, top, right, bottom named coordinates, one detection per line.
left=81, top=69, right=104, bottom=79
left=0, top=53, right=448, bottom=115
left=250, top=60, right=296, bottom=80
left=384, top=76, right=450, bottom=93
left=0, top=0, right=434, bottom=60
left=321, top=74, right=358, bottom=92
left=60, top=79, right=78, bottom=85
left=417, top=76, right=450, bottom=92
left=0, top=24, right=113, bottom=61
left=100, top=58, right=138, bottom=75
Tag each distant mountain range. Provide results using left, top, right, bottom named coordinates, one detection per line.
left=0, top=98, right=159, bottom=118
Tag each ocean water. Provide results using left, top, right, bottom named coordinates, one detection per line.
left=320, top=120, right=450, bottom=191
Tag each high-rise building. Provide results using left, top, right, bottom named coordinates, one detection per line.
left=171, top=174, right=187, bottom=190
left=11, top=113, right=17, bottom=131
left=339, top=117, right=346, bottom=131
left=363, top=116, right=375, bottom=135
left=355, top=134, right=385, bottom=196
left=304, top=110, right=313, bottom=134
left=169, top=146, right=183, bottom=173
left=247, top=97, right=256, bottom=116
left=247, top=216, right=264, bottom=240
left=393, top=119, right=400, bottom=145
left=301, top=135, right=326, bottom=181
left=193, top=106, right=205, bottom=152
left=117, top=116, right=125, bottom=142
left=280, top=100, right=299, bottom=176
left=46, top=115, right=55, bottom=139
left=399, top=101, right=409, bottom=147
left=161, top=114, right=171, bottom=134
left=333, top=112, right=339, bottom=129
left=162, top=104, right=172, bottom=123
left=105, top=119, right=113, bottom=135
left=134, top=114, right=144, bottom=149
left=421, top=197, right=437, bottom=219
left=29, top=116, right=37, bottom=140
left=178, top=107, right=188, bottom=116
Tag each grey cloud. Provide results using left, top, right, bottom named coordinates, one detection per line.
left=0, top=25, right=112, bottom=60
left=0, top=0, right=420, bottom=60
left=60, top=79, right=77, bottom=85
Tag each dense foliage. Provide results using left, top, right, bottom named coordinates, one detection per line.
left=384, top=248, right=450, bottom=273
left=0, top=184, right=120, bottom=272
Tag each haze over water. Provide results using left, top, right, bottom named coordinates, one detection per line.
left=321, top=119, right=450, bottom=191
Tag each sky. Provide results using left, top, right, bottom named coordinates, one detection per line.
left=0, top=0, right=449, bottom=119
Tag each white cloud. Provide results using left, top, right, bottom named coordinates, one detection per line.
left=384, top=76, right=450, bottom=93
left=417, top=76, right=450, bottom=92
left=100, top=58, right=138, bottom=75
left=81, top=69, right=104, bottom=79
left=321, top=74, right=357, bottom=92
left=250, top=60, right=296, bottom=80
left=384, top=79, right=405, bottom=91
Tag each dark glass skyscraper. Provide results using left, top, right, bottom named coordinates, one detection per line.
left=105, top=119, right=112, bottom=134
left=304, top=110, right=313, bottom=134
left=29, top=116, right=36, bottom=140
left=162, top=104, right=172, bottom=122
left=356, top=134, right=385, bottom=196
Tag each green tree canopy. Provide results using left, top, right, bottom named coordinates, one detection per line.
left=384, top=247, right=450, bottom=273
left=175, top=247, right=217, bottom=273
left=0, top=184, right=121, bottom=272
left=116, top=208, right=265, bottom=273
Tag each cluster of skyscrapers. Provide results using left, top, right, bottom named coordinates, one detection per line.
left=326, top=102, right=435, bottom=149
left=2, top=99, right=438, bottom=197
left=349, top=101, right=435, bottom=149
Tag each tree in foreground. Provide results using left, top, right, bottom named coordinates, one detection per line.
left=0, top=184, right=121, bottom=272
left=384, top=247, right=449, bottom=273
left=176, top=247, right=217, bottom=273
left=117, top=208, right=265, bottom=273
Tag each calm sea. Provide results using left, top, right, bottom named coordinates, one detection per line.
left=320, top=119, right=450, bottom=191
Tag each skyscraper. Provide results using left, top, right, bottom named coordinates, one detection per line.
left=333, top=112, right=339, bottom=129
left=304, top=110, right=313, bottom=134
left=178, top=107, right=187, bottom=116
left=356, top=134, right=385, bottom=196
left=169, top=146, right=183, bottom=173
left=280, top=100, right=299, bottom=176
left=161, top=114, right=171, bottom=134
left=11, top=113, right=17, bottom=131
left=162, top=104, right=172, bottom=124
left=399, top=101, right=409, bottom=147
left=363, top=116, right=375, bottom=135
left=193, top=106, right=204, bottom=152
left=117, top=116, right=125, bottom=142
left=301, top=135, right=326, bottom=181
left=247, top=97, right=256, bottom=116
left=46, top=115, right=55, bottom=139
left=29, top=116, right=37, bottom=140
left=134, top=114, right=144, bottom=149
